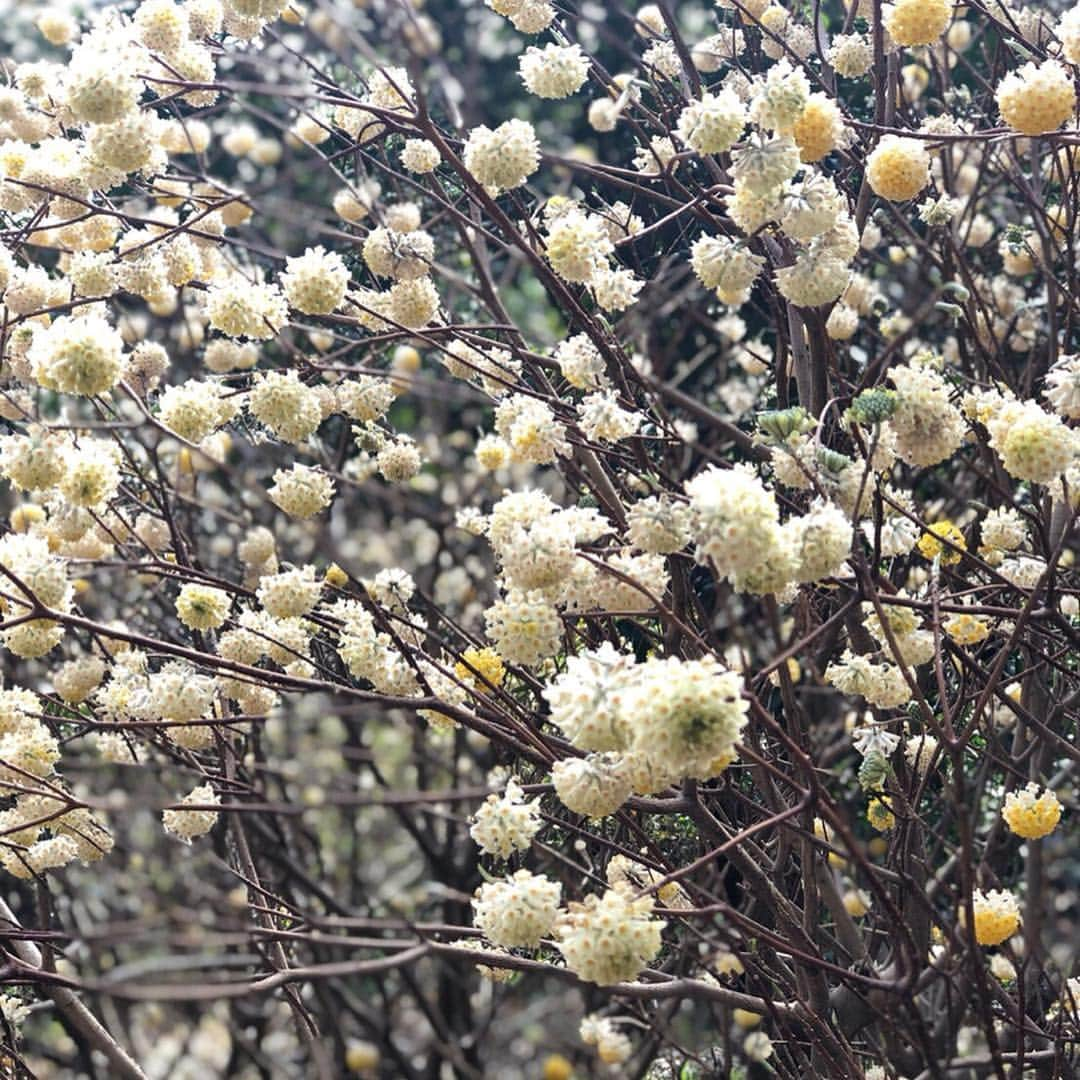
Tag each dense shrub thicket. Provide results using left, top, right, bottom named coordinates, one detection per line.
left=0, top=0, right=1077, bottom=1077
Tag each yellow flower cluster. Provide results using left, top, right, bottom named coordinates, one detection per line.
left=866, top=136, right=931, bottom=202
left=971, top=888, right=1021, bottom=946
left=917, top=520, right=966, bottom=565
left=943, top=612, right=990, bottom=645
left=455, top=647, right=506, bottom=692
left=996, top=61, right=1077, bottom=135
left=884, top=0, right=952, bottom=47
left=1001, top=783, right=1062, bottom=840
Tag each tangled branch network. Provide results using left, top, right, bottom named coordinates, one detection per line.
left=0, top=0, right=1077, bottom=1076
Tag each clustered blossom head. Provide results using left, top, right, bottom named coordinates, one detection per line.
left=580, top=1015, right=633, bottom=1065
left=175, top=583, right=231, bottom=631
left=884, top=0, right=953, bottom=46
left=555, top=884, right=665, bottom=985
left=519, top=43, right=590, bottom=99
left=162, top=783, right=220, bottom=843
left=463, top=119, right=540, bottom=194
left=469, top=779, right=542, bottom=858
left=996, top=61, right=1077, bottom=134
left=281, top=246, right=349, bottom=315
left=267, top=463, right=335, bottom=519
left=971, top=889, right=1021, bottom=946
left=866, top=136, right=931, bottom=202
left=1001, top=783, right=1063, bottom=839
left=472, top=869, right=562, bottom=947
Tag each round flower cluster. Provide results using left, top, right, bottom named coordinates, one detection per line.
left=731, top=133, right=802, bottom=196
left=981, top=506, right=1027, bottom=554
left=1001, top=783, right=1063, bottom=839
left=175, top=583, right=231, bottom=631
left=621, top=656, right=748, bottom=781
left=157, top=380, right=235, bottom=443
left=59, top=439, right=122, bottom=509
left=88, top=110, right=167, bottom=179
left=28, top=314, right=125, bottom=397
left=256, top=565, right=322, bottom=619
left=866, top=136, right=931, bottom=202
left=792, top=95, right=845, bottom=161
left=885, top=0, right=952, bottom=46
left=454, top=646, right=505, bottom=692
left=750, top=60, right=811, bottom=134
left=363, top=227, right=435, bottom=281
left=497, top=515, right=577, bottom=592
left=542, top=642, right=635, bottom=751
left=162, top=784, right=220, bottom=844
left=985, top=399, right=1076, bottom=485
left=205, top=277, right=288, bottom=340
left=144, top=662, right=217, bottom=725
left=627, top=496, right=691, bottom=555
left=887, top=360, right=966, bottom=467
left=917, top=519, right=967, bottom=565
left=376, top=435, right=423, bottom=482
left=470, top=778, right=542, bottom=858
left=463, top=119, right=540, bottom=193
left=775, top=248, right=851, bottom=307
left=1062, top=6, right=1080, bottom=64
left=553, top=334, right=606, bottom=390
left=691, top=236, right=764, bottom=303
left=552, top=753, right=632, bottom=817
left=676, top=89, right=746, bottom=155
left=494, top=396, right=570, bottom=465
left=0, top=530, right=72, bottom=615
left=386, top=277, right=440, bottom=327
left=249, top=370, right=324, bottom=444
left=337, top=376, right=397, bottom=421
left=545, top=209, right=614, bottom=283
left=971, top=888, right=1021, bottom=946
left=268, top=463, right=335, bottom=518
left=484, top=589, right=562, bottom=666
left=472, top=868, right=562, bottom=947
left=555, top=885, right=665, bottom=985
left=943, top=611, right=990, bottom=645
left=486, top=0, right=555, bottom=33
left=685, top=464, right=785, bottom=585
left=1045, top=354, right=1080, bottom=419
left=53, top=655, right=107, bottom=704
left=2, top=834, right=79, bottom=880
left=0, top=688, right=61, bottom=788
left=780, top=174, right=845, bottom=241
left=578, top=391, right=640, bottom=443
left=828, top=33, right=873, bottom=78
left=400, top=138, right=440, bottom=173
left=788, top=502, right=852, bottom=582
left=0, top=427, right=69, bottom=491
left=519, top=43, right=589, bottom=99
left=580, top=1016, right=633, bottom=1066
left=64, top=53, right=140, bottom=124
left=281, top=246, right=349, bottom=315
left=204, top=339, right=259, bottom=374
left=825, top=650, right=911, bottom=708
left=866, top=795, right=896, bottom=832
left=996, top=61, right=1076, bottom=135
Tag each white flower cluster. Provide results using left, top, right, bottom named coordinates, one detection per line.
left=685, top=465, right=851, bottom=596
left=825, top=649, right=911, bottom=709
left=469, top=778, right=542, bottom=858
left=555, top=884, right=665, bottom=985
left=541, top=645, right=748, bottom=807
left=472, top=868, right=562, bottom=947
left=162, top=783, right=220, bottom=844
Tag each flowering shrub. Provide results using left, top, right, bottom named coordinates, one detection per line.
left=0, top=0, right=1077, bottom=1076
